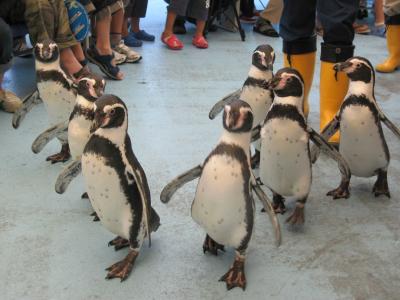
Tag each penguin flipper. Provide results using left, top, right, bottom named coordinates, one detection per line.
left=379, top=112, right=400, bottom=140
left=31, top=120, right=68, bottom=154
left=160, top=165, right=203, bottom=204
left=209, top=89, right=241, bottom=120
left=250, top=177, right=281, bottom=247
left=124, top=135, right=154, bottom=247
left=308, top=127, right=351, bottom=182
left=310, top=117, right=340, bottom=163
left=55, top=159, right=82, bottom=194
left=251, top=125, right=261, bottom=142
left=12, top=89, right=42, bottom=129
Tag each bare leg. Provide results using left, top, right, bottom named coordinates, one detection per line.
left=286, top=200, right=305, bottom=225
left=71, top=44, right=86, bottom=63
left=110, top=8, right=124, bottom=46
left=131, top=17, right=140, bottom=33
left=373, top=169, right=390, bottom=198
left=162, top=11, right=177, bottom=38
left=95, top=14, right=123, bottom=79
left=203, top=234, right=225, bottom=255
left=60, top=48, right=82, bottom=77
left=374, top=0, right=384, bottom=25
left=106, top=249, right=138, bottom=281
left=219, top=250, right=246, bottom=290
left=122, top=18, right=129, bottom=37
left=195, top=20, right=206, bottom=37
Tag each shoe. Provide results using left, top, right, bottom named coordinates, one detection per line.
left=161, top=33, right=183, bottom=50
left=113, top=41, right=141, bottom=63
left=283, top=52, right=316, bottom=117
left=132, top=30, right=155, bottom=42
left=376, top=25, right=400, bottom=73
left=192, top=35, right=208, bottom=49
left=13, top=38, right=32, bottom=57
left=86, top=47, right=123, bottom=80
left=123, top=33, right=143, bottom=47
left=371, top=24, right=386, bottom=37
left=320, top=60, right=349, bottom=143
left=0, top=90, right=23, bottom=113
left=353, top=23, right=370, bottom=34
left=112, top=49, right=127, bottom=65
left=253, top=18, right=279, bottom=37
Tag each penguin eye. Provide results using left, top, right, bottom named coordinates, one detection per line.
left=286, top=77, right=292, bottom=83
left=109, top=109, right=115, bottom=115
left=356, top=63, right=361, bottom=68
left=86, top=81, right=90, bottom=88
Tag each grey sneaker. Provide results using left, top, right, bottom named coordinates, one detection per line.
left=113, top=41, right=142, bottom=63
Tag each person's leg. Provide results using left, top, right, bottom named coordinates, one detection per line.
left=376, top=0, right=400, bottom=72
left=280, top=0, right=317, bottom=117
left=254, top=0, right=282, bottom=37
left=110, top=7, right=124, bottom=48
left=186, top=0, right=209, bottom=48
left=161, top=0, right=187, bottom=49
left=318, top=0, right=358, bottom=143
left=0, top=18, right=22, bottom=113
left=375, top=0, right=385, bottom=25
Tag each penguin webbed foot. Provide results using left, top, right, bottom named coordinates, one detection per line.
left=219, top=255, right=246, bottom=291
left=327, top=182, right=350, bottom=200
left=108, top=236, right=130, bottom=251
left=203, top=234, right=225, bottom=256
left=90, top=211, right=100, bottom=222
left=105, top=250, right=138, bottom=282
left=372, top=170, right=390, bottom=198
left=250, top=150, right=260, bottom=169
left=286, top=204, right=305, bottom=225
left=46, top=144, right=70, bottom=164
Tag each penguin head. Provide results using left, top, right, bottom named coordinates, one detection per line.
left=34, top=39, right=59, bottom=63
left=333, top=56, right=374, bottom=84
left=252, top=44, right=275, bottom=71
left=77, top=75, right=106, bottom=102
left=222, top=100, right=253, bottom=133
left=91, top=95, right=128, bottom=133
left=268, top=68, right=304, bottom=98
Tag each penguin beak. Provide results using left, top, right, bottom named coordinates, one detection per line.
left=90, top=111, right=106, bottom=133
left=268, top=76, right=281, bottom=89
left=334, top=61, right=353, bottom=72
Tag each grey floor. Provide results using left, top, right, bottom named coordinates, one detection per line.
left=1, top=2, right=400, bottom=300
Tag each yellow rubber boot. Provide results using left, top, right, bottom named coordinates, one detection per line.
left=284, top=52, right=316, bottom=117
left=376, top=25, right=400, bottom=73
left=320, top=61, right=349, bottom=144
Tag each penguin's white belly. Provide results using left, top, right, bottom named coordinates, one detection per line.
left=38, top=82, right=76, bottom=126
left=82, top=153, right=133, bottom=240
left=68, top=116, right=92, bottom=159
left=192, top=155, right=251, bottom=248
left=260, top=119, right=311, bottom=198
left=241, top=86, right=272, bottom=127
left=340, top=106, right=388, bottom=177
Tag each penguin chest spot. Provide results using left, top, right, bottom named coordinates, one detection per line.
left=192, top=155, right=250, bottom=248
left=340, top=106, right=388, bottom=177
left=38, top=81, right=76, bottom=125
left=82, top=153, right=132, bottom=239
left=68, top=116, right=92, bottom=159
left=241, top=87, right=272, bottom=126
left=260, top=119, right=311, bottom=198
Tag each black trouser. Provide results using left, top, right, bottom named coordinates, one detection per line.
left=125, top=0, right=148, bottom=18
left=0, top=18, right=12, bottom=74
left=280, top=0, right=358, bottom=63
left=386, top=14, right=400, bottom=24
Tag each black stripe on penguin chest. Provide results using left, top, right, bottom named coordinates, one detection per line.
left=339, top=94, right=390, bottom=161
left=69, top=105, right=95, bottom=121
left=203, top=142, right=253, bottom=251
left=84, top=134, right=143, bottom=245
left=266, top=104, right=307, bottom=130
left=36, top=70, right=72, bottom=91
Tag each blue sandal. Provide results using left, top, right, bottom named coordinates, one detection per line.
left=132, top=30, right=155, bottom=42
left=85, top=47, right=122, bottom=80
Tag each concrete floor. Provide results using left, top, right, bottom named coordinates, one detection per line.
left=1, top=2, right=400, bottom=300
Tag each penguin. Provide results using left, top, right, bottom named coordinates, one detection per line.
left=314, top=57, right=400, bottom=198
left=259, top=68, right=350, bottom=225
left=53, top=74, right=105, bottom=201
left=160, top=100, right=280, bottom=290
left=81, top=94, right=160, bottom=281
left=34, top=39, right=77, bottom=163
left=208, top=44, right=275, bottom=167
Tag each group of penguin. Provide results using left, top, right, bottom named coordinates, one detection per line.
left=12, top=40, right=400, bottom=291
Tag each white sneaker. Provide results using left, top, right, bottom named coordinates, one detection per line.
left=112, top=50, right=127, bottom=65
left=114, top=40, right=142, bottom=63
